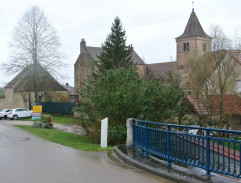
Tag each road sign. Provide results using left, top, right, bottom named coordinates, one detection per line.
left=32, top=113, right=41, bottom=117
left=33, top=105, right=42, bottom=113
left=32, top=116, right=41, bottom=120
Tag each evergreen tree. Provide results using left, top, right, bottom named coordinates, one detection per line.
left=98, top=17, right=132, bottom=72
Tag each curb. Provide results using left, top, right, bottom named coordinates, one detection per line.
left=113, top=145, right=239, bottom=183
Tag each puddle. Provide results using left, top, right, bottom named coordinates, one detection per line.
left=54, top=125, right=86, bottom=136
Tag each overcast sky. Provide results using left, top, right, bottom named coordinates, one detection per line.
left=0, top=0, right=240, bottom=87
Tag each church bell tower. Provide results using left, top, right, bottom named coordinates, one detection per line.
left=176, top=9, right=212, bottom=68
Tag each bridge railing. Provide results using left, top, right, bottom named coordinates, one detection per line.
left=132, top=118, right=241, bottom=178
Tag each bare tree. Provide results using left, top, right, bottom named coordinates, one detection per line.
left=3, top=6, right=65, bottom=105
left=188, top=25, right=241, bottom=129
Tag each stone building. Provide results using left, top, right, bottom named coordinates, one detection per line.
left=0, top=64, right=69, bottom=110
left=146, top=8, right=212, bottom=80
left=145, top=8, right=241, bottom=128
left=74, top=39, right=146, bottom=96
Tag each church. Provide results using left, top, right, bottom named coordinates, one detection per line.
left=74, top=8, right=241, bottom=129
left=146, top=8, right=212, bottom=83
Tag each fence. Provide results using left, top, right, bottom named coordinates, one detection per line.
left=40, top=102, right=74, bottom=115
left=132, top=118, right=241, bottom=178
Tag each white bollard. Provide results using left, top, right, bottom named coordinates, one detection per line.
left=126, top=118, right=133, bottom=148
left=101, top=117, right=108, bottom=148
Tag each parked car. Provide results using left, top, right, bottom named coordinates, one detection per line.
left=7, top=108, right=33, bottom=120
left=184, top=126, right=217, bottom=136
left=0, top=109, right=11, bottom=119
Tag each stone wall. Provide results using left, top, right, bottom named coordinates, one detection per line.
left=136, top=65, right=146, bottom=77
left=0, top=89, right=70, bottom=110
left=74, top=45, right=96, bottom=97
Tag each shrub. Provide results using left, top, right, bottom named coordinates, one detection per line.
left=108, top=125, right=126, bottom=145
left=32, top=115, right=53, bottom=129
left=81, top=121, right=126, bottom=146
left=74, top=67, right=185, bottom=145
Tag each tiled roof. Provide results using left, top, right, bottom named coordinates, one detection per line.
left=5, top=66, right=30, bottom=88
left=5, top=64, right=67, bottom=92
left=146, top=62, right=176, bottom=71
left=86, top=46, right=145, bottom=65
left=86, top=46, right=102, bottom=62
left=186, top=95, right=241, bottom=116
left=176, top=9, right=211, bottom=39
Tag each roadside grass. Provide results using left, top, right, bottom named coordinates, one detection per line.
left=22, top=114, right=77, bottom=125
left=16, top=125, right=113, bottom=151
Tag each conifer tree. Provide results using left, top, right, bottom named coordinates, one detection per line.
left=98, top=17, right=132, bottom=72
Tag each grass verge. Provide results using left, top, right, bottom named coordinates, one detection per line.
left=16, top=125, right=113, bottom=151
left=22, top=114, right=77, bottom=125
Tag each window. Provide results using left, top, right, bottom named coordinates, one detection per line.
left=202, top=42, right=206, bottom=52
left=183, top=42, right=189, bottom=52
left=183, top=43, right=186, bottom=51
left=237, top=81, right=241, bottom=93
left=187, top=90, right=192, bottom=95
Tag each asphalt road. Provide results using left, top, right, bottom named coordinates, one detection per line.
left=0, top=120, right=173, bottom=183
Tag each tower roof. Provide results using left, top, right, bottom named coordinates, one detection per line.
left=176, top=9, right=211, bottom=39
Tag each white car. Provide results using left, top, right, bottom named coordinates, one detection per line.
left=0, top=109, right=11, bottom=119
left=8, top=108, right=33, bottom=120
left=184, top=126, right=217, bottom=136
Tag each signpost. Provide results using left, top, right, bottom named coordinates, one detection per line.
left=32, top=105, right=42, bottom=120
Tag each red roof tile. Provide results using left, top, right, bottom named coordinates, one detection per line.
left=186, top=95, right=241, bottom=116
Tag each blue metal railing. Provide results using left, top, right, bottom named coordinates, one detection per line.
left=132, top=118, right=241, bottom=178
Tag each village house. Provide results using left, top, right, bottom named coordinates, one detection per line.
left=74, top=39, right=146, bottom=96
left=0, top=64, right=69, bottom=110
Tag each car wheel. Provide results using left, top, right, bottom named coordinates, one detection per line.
left=4, top=115, right=7, bottom=119
left=13, top=115, right=18, bottom=120
left=0, top=117, right=2, bottom=120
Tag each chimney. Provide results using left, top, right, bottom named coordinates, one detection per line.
left=80, top=38, right=86, bottom=53
left=129, top=44, right=134, bottom=51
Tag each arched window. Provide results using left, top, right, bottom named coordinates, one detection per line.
left=202, top=42, right=206, bottom=52
left=187, top=42, right=190, bottom=51
left=183, top=43, right=186, bottom=51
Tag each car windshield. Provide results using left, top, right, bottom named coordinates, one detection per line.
left=0, top=109, right=4, bottom=112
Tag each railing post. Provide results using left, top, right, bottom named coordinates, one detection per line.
left=126, top=118, right=133, bottom=149
left=145, top=122, right=150, bottom=156
left=205, top=129, right=211, bottom=176
left=167, top=125, right=172, bottom=165
left=141, top=121, right=145, bottom=154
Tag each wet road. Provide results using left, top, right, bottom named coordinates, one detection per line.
left=0, top=121, right=173, bottom=183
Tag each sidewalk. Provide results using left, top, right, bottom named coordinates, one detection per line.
left=114, top=145, right=239, bottom=183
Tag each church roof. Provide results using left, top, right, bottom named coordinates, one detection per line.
left=176, top=9, right=211, bottom=39
left=147, top=61, right=176, bottom=71
left=86, top=46, right=145, bottom=65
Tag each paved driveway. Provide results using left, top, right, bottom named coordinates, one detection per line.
left=0, top=120, right=173, bottom=183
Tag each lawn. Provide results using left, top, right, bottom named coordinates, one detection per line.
left=16, top=125, right=113, bottom=151
left=23, top=114, right=77, bottom=125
